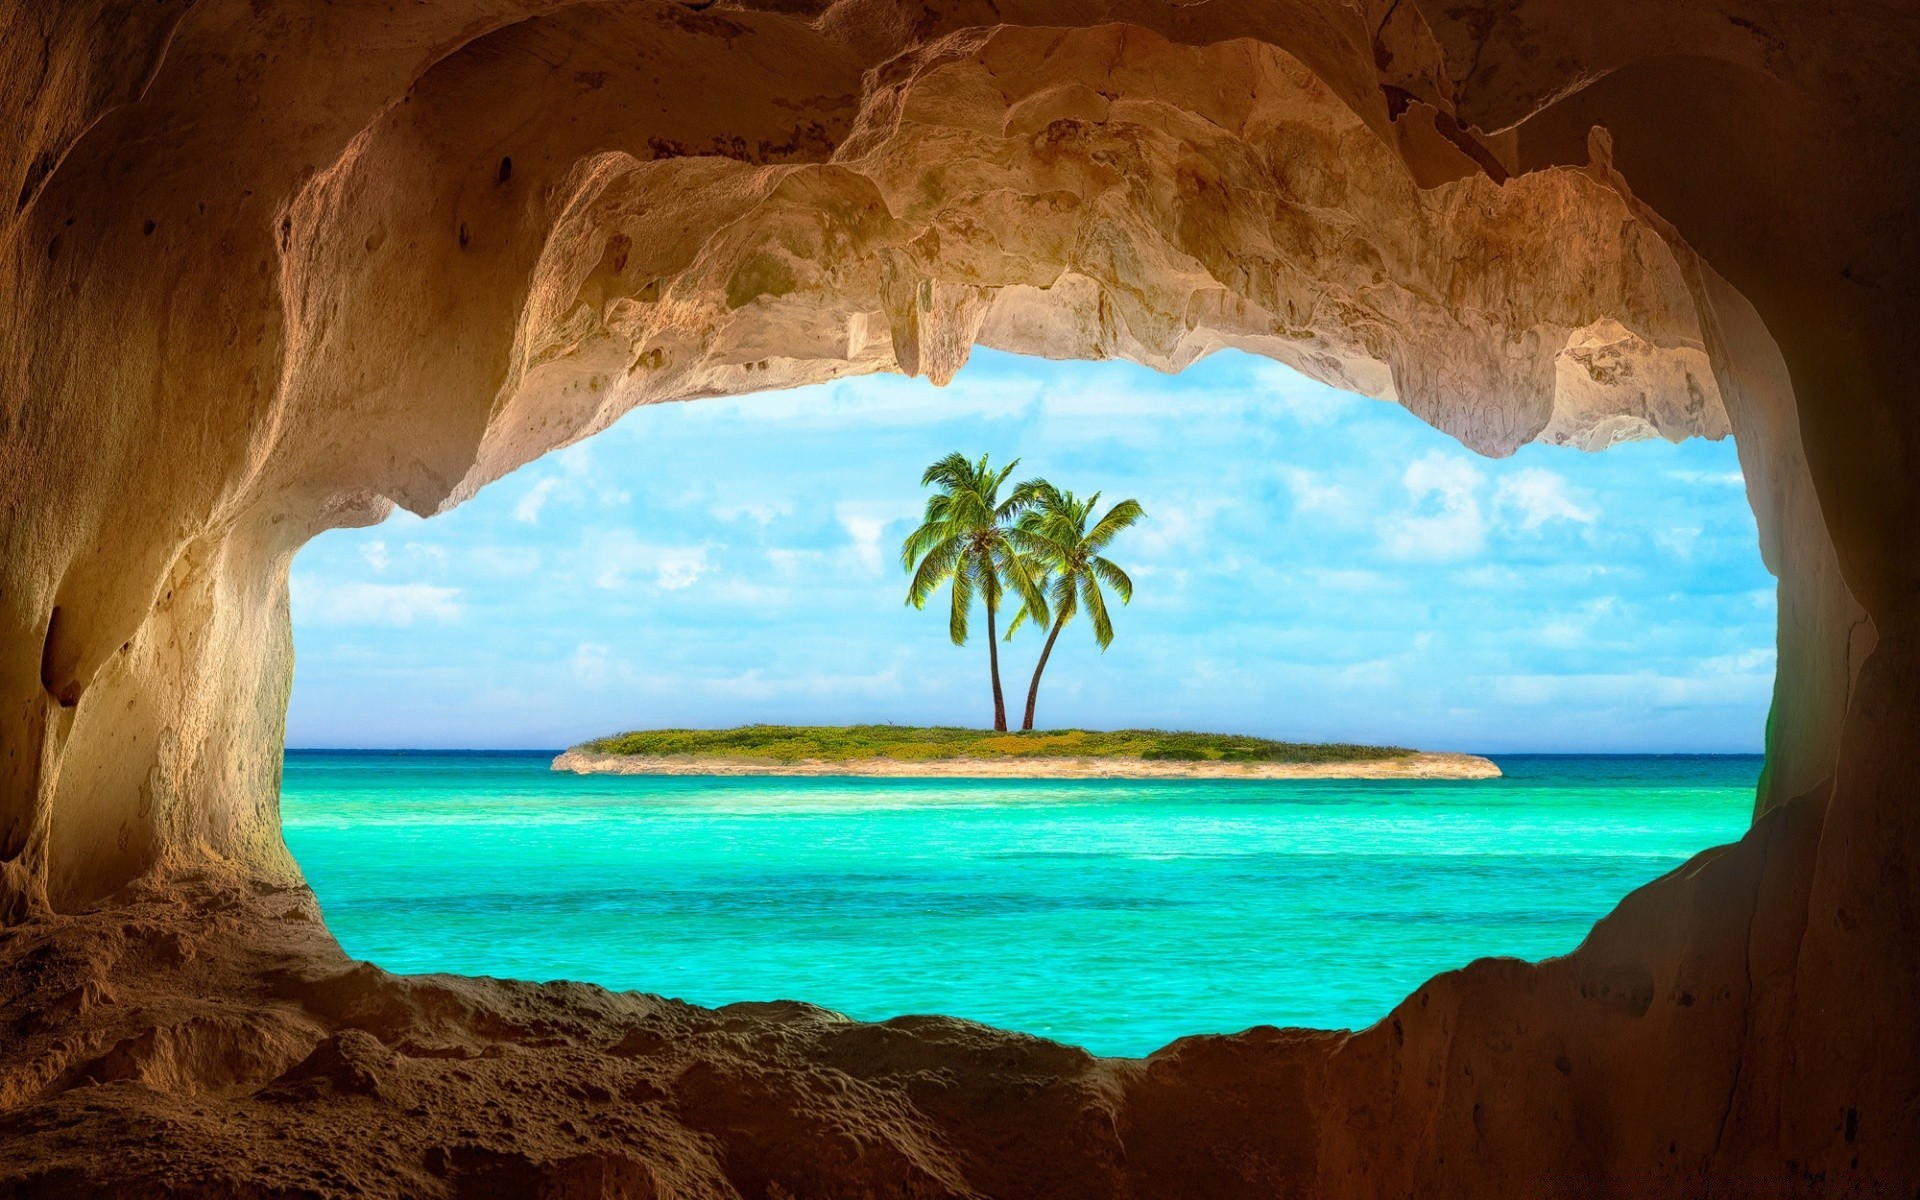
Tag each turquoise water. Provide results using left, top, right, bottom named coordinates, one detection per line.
left=282, top=752, right=1758, bottom=1057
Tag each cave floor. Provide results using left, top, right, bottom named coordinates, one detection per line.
left=0, top=874, right=1336, bottom=1199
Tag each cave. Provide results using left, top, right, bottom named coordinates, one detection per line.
left=2, top=1, right=1915, bottom=1196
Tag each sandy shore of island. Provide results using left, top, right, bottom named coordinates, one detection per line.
left=550, top=748, right=1502, bottom=780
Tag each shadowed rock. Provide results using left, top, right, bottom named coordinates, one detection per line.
left=2, top=0, right=1916, bottom=1193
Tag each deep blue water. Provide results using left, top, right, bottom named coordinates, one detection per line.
left=281, top=751, right=1758, bottom=1057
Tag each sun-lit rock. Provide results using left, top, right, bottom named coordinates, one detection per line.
left=2, top=0, right=1915, bottom=1193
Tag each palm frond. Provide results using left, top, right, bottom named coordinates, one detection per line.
left=904, top=536, right=962, bottom=607
left=947, top=561, right=975, bottom=645
left=1004, top=603, right=1034, bottom=640
left=1002, top=475, right=1051, bottom=521
left=1084, top=498, right=1145, bottom=551
left=997, top=544, right=1050, bottom=628
left=1048, top=571, right=1079, bottom=625
left=1082, top=574, right=1115, bottom=649
left=1001, top=525, right=1057, bottom=559
left=901, top=516, right=957, bottom=570
left=985, top=457, right=1020, bottom=502
left=920, top=451, right=975, bottom=491
left=1089, top=555, right=1133, bottom=604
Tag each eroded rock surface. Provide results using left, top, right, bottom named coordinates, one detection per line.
left=3, top=0, right=1917, bottom=1194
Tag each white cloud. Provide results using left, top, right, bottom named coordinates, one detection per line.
left=700, top=663, right=905, bottom=701
left=1700, top=647, right=1776, bottom=674
left=1131, top=496, right=1226, bottom=561
left=1492, top=662, right=1774, bottom=709
left=1538, top=618, right=1586, bottom=648
left=515, top=478, right=560, bottom=524
left=1494, top=468, right=1598, bottom=531
left=403, top=542, right=449, bottom=570
left=1454, top=564, right=1523, bottom=589
left=1536, top=597, right=1619, bottom=648
left=1335, top=657, right=1398, bottom=687
left=589, top=533, right=710, bottom=591
left=712, top=498, right=791, bottom=526
left=360, top=541, right=390, bottom=572
left=1657, top=525, right=1704, bottom=559
left=767, top=547, right=826, bottom=575
left=294, top=579, right=461, bottom=626
left=707, top=578, right=797, bottom=609
left=572, top=642, right=613, bottom=685
left=469, top=546, right=542, bottom=576
left=1380, top=451, right=1486, bottom=561
left=1247, top=359, right=1367, bottom=424
left=1280, top=467, right=1348, bottom=516
left=1297, top=567, right=1399, bottom=593
left=835, top=502, right=896, bottom=573
left=509, top=441, right=630, bottom=523
left=1668, top=468, right=1746, bottom=487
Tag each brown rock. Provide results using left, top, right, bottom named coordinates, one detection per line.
left=2, top=0, right=1916, bottom=1194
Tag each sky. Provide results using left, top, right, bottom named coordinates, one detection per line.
left=286, top=349, right=1777, bottom=753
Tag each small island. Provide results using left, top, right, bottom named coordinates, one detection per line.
left=552, top=725, right=1502, bottom=780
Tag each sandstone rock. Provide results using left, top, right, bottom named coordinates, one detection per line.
left=2, top=0, right=1917, bottom=1193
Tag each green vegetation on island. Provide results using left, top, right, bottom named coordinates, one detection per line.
left=579, top=725, right=1414, bottom=765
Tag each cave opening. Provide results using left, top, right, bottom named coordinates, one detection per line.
left=10, top=0, right=1917, bottom=1187
left=278, top=347, right=1773, bottom=1054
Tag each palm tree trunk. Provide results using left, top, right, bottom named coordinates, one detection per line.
left=1021, top=613, right=1067, bottom=731
left=985, top=596, right=1007, bottom=731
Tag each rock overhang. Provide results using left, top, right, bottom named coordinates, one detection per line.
left=2, top=0, right=1916, bottom=1193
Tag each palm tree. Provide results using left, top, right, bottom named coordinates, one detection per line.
left=901, top=453, right=1050, bottom=731
left=1004, top=486, right=1144, bottom=731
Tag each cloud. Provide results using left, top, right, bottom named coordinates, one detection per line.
left=515, top=478, right=560, bottom=524
left=511, top=442, right=629, bottom=524
left=572, top=642, right=613, bottom=685
left=1668, top=468, right=1747, bottom=487
left=1536, top=598, right=1618, bottom=649
left=1280, top=467, right=1348, bottom=516
left=1700, top=648, right=1776, bottom=674
left=1297, top=567, right=1399, bottom=593
left=589, top=533, right=711, bottom=591
left=835, top=502, right=896, bottom=573
left=294, top=579, right=461, bottom=626
left=360, top=541, right=389, bottom=572
left=699, top=663, right=906, bottom=701
left=1454, top=564, right=1523, bottom=589
left=469, top=546, right=542, bottom=576
left=767, top=547, right=826, bottom=575
left=1492, top=663, right=1774, bottom=709
left=403, top=542, right=449, bottom=570
left=1494, top=468, right=1598, bottom=531
left=1657, top=524, right=1704, bottom=559
left=1380, top=451, right=1486, bottom=561
left=712, top=498, right=792, bottom=526
left=552, top=442, right=595, bottom=477
left=1247, top=359, right=1367, bottom=424
left=1130, top=496, right=1227, bottom=561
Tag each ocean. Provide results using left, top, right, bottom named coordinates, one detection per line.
left=282, top=751, right=1758, bottom=1058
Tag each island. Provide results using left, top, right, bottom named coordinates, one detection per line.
left=551, top=726, right=1502, bottom=780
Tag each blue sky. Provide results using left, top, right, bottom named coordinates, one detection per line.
left=286, top=349, right=1776, bottom=753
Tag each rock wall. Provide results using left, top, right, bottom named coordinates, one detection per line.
left=2, top=0, right=1915, bottom=1193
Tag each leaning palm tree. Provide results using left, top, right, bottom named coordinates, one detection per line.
left=1004, top=486, right=1144, bottom=731
left=901, top=453, right=1050, bottom=731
